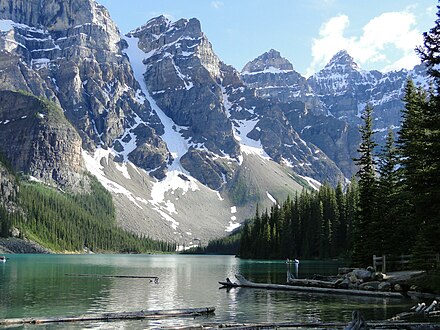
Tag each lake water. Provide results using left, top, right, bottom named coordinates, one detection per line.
left=0, top=254, right=413, bottom=329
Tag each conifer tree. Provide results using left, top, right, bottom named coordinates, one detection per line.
left=377, top=129, right=402, bottom=254
left=352, top=104, right=377, bottom=266
left=404, top=3, right=440, bottom=257
left=335, top=182, right=347, bottom=255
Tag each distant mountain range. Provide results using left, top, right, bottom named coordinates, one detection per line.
left=0, top=0, right=428, bottom=244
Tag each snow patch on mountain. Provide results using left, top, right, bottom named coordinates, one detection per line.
left=124, top=36, right=191, bottom=171
left=82, top=148, right=144, bottom=208
left=221, top=87, right=270, bottom=163
left=266, top=191, right=277, bottom=204
left=298, top=175, right=322, bottom=191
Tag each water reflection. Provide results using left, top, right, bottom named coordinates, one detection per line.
left=0, top=255, right=413, bottom=329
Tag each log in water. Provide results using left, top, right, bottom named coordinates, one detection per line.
left=220, top=274, right=406, bottom=299
left=0, top=307, right=216, bottom=325
left=65, top=273, right=159, bottom=283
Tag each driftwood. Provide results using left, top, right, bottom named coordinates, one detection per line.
left=219, top=274, right=406, bottom=299
left=65, top=273, right=159, bottom=283
left=287, top=278, right=340, bottom=288
left=388, top=300, right=440, bottom=321
left=162, top=320, right=440, bottom=329
left=0, top=307, right=215, bottom=326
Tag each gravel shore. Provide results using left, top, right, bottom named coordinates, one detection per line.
left=0, top=238, right=51, bottom=254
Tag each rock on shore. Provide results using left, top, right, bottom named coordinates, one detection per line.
left=0, top=238, right=51, bottom=254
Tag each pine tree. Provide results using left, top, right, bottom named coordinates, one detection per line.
left=335, top=182, right=347, bottom=256
left=413, top=4, right=440, bottom=255
left=376, top=129, right=402, bottom=254
left=417, top=4, right=440, bottom=91
left=352, top=104, right=378, bottom=266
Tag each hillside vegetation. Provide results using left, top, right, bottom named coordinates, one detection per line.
left=0, top=164, right=175, bottom=253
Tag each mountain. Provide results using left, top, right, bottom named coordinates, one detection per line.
left=308, top=50, right=428, bottom=135
left=241, top=49, right=324, bottom=112
left=0, top=1, right=311, bottom=245
left=0, top=90, right=87, bottom=190
left=240, top=50, right=360, bottom=178
left=240, top=49, right=428, bottom=177
left=0, top=0, right=427, bottom=247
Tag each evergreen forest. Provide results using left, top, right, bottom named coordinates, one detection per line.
left=0, top=173, right=175, bottom=253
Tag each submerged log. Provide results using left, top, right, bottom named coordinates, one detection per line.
left=0, top=307, right=215, bottom=326
left=219, top=274, right=406, bottom=299
left=65, top=273, right=159, bottom=283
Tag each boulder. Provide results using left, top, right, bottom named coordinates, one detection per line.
left=359, top=281, right=380, bottom=291
left=352, top=268, right=374, bottom=281
left=378, top=282, right=391, bottom=292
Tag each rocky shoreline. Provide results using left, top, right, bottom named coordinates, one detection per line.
left=0, top=238, right=51, bottom=254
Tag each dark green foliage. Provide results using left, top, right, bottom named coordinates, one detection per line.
left=376, top=129, right=405, bottom=255
left=203, top=230, right=242, bottom=255
left=411, top=5, right=440, bottom=257
left=239, top=182, right=359, bottom=260
left=352, top=104, right=378, bottom=267
left=393, top=5, right=440, bottom=268
left=12, top=178, right=174, bottom=253
left=416, top=4, right=440, bottom=90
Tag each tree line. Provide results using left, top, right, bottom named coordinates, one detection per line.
left=239, top=182, right=358, bottom=260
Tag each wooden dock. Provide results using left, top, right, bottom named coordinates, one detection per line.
left=0, top=307, right=215, bottom=326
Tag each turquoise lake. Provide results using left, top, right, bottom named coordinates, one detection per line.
left=0, top=254, right=414, bottom=328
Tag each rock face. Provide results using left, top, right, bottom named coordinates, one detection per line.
left=128, top=16, right=239, bottom=158
left=241, top=49, right=323, bottom=112
left=0, top=162, right=18, bottom=212
left=0, top=0, right=169, bottom=178
left=307, top=50, right=427, bottom=136
left=0, top=90, right=87, bottom=190
left=240, top=50, right=359, bottom=178
left=241, top=49, right=427, bottom=177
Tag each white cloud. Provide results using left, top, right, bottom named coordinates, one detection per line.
left=211, top=1, right=224, bottom=9
left=306, top=11, right=423, bottom=76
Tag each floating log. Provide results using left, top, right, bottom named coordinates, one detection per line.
left=65, top=273, right=159, bottom=283
left=219, top=274, right=406, bottom=299
left=164, top=320, right=440, bottom=329
left=0, top=307, right=215, bottom=326
left=286, top=278, right=339, bottom=288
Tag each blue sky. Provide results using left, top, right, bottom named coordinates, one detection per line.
left=98, top=0, right=437, bottom=76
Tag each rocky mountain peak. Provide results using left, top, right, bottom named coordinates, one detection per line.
left=129, top=15, right=222, bottom=81
left=325, top=50, right=359, bottom=71
left=127, top=15, right=202, bottom=47
left=128, top=16, right=202, bottom=40
left=242, top=49, right=294, bottom=73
